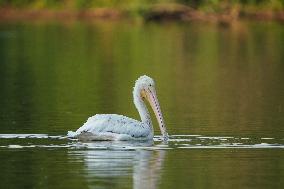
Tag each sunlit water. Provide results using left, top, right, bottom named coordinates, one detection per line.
left=0, top=20, right=284, bottom=188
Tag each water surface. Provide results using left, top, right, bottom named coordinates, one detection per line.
left=0, top=20, right=284, bottom=188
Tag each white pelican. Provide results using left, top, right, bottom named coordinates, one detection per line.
left=67, top=75, right=168, bottom=141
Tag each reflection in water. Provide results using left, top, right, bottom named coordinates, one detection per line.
left=0, top=134, right=283, bottom=189
left=0, top=21, right=284, bottom=138
left=68, top=141, right=166, bottom=189
left=133, top=149, right=165, bottom=189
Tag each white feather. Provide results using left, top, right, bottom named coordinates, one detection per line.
left=68, top=114, right=152, bottom=141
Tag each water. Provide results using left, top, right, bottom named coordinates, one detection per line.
left=0, top=20, right=284, bottom=188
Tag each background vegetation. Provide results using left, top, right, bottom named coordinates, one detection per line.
left=0, top=0, right=284, bottom=11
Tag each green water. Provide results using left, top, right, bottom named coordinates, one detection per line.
left=0, top=20, right=284, bottom=188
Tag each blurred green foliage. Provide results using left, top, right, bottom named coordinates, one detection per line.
left=0, top=0, right=284, bottom=10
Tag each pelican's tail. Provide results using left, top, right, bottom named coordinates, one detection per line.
left=67, top=131, right=78, bottom=138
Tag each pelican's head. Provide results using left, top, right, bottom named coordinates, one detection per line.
left=134, top=75, right=168, bottom=141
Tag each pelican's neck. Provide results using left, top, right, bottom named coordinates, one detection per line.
left=133, top=86, right=153, bottom=128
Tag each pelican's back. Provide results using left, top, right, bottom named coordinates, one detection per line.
left=68, top=114, right=153, bottom=141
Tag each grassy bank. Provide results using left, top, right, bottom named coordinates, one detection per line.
left=0, top=0, right=284, bottom=23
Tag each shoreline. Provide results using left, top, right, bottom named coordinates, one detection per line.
left=1, top=4, right=284, bottom=24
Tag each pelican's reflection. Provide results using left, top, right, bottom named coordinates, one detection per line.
left=68, top=141, right=166, bottom=189
left=133, top=147, right=166, bottom=189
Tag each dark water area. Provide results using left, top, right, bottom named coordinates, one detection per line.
left=0, top=20, right=284, bottom=188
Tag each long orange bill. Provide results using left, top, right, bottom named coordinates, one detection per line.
left=146, top=88, right=168, bottom=141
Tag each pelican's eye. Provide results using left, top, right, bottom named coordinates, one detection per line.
left=149, top=84, right=152, bottom=87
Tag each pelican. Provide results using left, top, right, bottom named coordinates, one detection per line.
left=67, top=75, right=168, bottom=141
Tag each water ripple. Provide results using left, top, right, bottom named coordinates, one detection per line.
left=0, top=134, right=283, bottom=149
